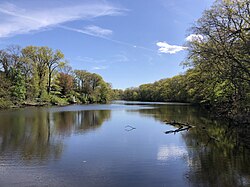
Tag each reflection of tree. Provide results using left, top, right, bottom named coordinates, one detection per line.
left=135, top=105, right=250, bottom=187
left=0, top=109, right=63, bottom=162
left=0, top=108, right=111, bottom=162
left=53, top=110, right=111, bottom=135
left=182, top=122, right=250, bottom=187
left=131, top=105, right=208, bottom=125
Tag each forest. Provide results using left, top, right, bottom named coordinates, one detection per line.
left=117, top=0, right=250, bottom=122
left=0, top=0, right=249, bottom=123
left=0, top=45, right=112, bottom=107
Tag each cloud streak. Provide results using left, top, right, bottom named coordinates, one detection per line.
left=61, top=25, right=113, bottom=38
left=61, top=25, right=155, bottom=52
left=0, top=1, right=155, bottom=53
left=75, top=56, right=107, bottom=64
left=92, top=66, right=107, bottom=70
left=156, top=42, right=187, bottom=54
left=82, top=25, right=113, bottom=37
left=0, top=1, right=123, bottom=38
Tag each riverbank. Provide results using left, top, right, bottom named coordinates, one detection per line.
left=0, top=97, right=111, bottom=110
left=0, top=97, right=73, bottom=109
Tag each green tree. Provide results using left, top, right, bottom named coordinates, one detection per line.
left=21, top=46, right=47, bottom=98
left=74, top=70, right=111, bottom=103
left=45, top=48, right=64, bottom=94
left=21, top=46, right=65, bottom=98
left=186, top=0, right=250, bottom=117
left=10, top=68, right=26, bottom=102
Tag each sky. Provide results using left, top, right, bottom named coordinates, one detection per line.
left=0, top=0, right=214, bottom=89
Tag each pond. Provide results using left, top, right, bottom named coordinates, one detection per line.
left=0, top=101, right=249, bottom=187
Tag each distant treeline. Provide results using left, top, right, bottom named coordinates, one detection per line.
left=115, top=0, right=250, bottom=122
left=0, top=46, right=112, bottom=108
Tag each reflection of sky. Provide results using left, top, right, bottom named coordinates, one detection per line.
left=1, top=102, right=250, bottom=187
left=157, top=145, right=187, bottom=161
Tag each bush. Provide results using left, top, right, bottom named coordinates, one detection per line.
left=50, top=95, right=69, bottom=106
left=0, top=98, right=13, bottom=109
left=40, top=91, right=51, bottom=103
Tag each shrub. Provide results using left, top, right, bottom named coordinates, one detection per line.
left=0, top=98, right=13, bottom=109
left=50, top=95, right=69, bottom=106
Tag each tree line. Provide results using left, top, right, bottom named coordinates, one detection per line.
left=0, top=45, right=112, bottom=108
left=0, top=0, right=249, bottom=122
left=118, top=0, right=250, bottom=122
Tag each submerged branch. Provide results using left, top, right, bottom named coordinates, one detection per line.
left=164, top=120, right=194, bottom=134
left=164, top=120, right=221, bottom=144
left=165, top=126, right=192, bottom=134
left=125, top=125, right=136, bottom=131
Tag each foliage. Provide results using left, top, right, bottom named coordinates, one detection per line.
left=119, top=75, right=189, bottom=102
left=50, top=95, right=69, bottom=106
left=0, top=45, right=112, bottom=108
left=10, top=68, right=26, bottom=102
left=0, top=98, right=13, bottom=109
left=74, top=70, right=111, bottom=103
left=186, top=0, right=250, bottom=119
left=0, top=0, right=249, bottom=122
left=119, top=0, right=250, bottom=121
left=0, top=72, right=11, bottom=99
left=56, top=72, right=74, bottom=96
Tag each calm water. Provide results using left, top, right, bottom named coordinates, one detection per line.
left=0, top=101, right=250, bottom=187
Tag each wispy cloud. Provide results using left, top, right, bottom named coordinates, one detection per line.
left=0, top=1, right=123, bottom=38
left=92, top=66, right=107, bottom=70
left=75, top=56, right=107, bottom=64
left=186, top=34, right=203, bottom=42
left=62, top=25, right=155, bottom=52
left=156, top=42, right=187, bottom=54
left=112, top=54, right=130, bottom=63
left=75, top=53, right=130, bottom=69
left=61, top=25, right=113, bottom=38
left=82, top=25, right=113, bottom=37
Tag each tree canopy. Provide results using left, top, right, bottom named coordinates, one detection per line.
left=119, top=0, right=250, bottom=122
left=0, top=45, right=112, bottom=107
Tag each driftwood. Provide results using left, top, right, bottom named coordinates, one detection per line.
left=164, top=120, right=194, bottom=134
left=165, top=126, right=192, bottom=134
left=164, top=120, right=221, bottom=144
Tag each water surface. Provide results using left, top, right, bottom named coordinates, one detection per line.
left=0, top=102, right=249, bottom=187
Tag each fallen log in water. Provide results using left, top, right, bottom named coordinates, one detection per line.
left=164, top=120, right=194, bottom=134
left=164, top=120, right=221, bottom=144
left=165, top=126, right=192, bottom=134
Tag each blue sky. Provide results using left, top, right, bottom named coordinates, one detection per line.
left=0, top=0, right=213, bottom=89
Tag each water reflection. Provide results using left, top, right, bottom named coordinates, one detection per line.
left=183, top=123, right=250, bottom=187
left=0, top=108, right=111, bottom=162
left=129, top=104, right=208, bottom=125
left=0, top=109, right=63, bottom=162
left=0, top=103, right=249, bottom=187
left=133, top=104, right=250, bottom=187
left=157, top=145, right=187, bottom=161
left=53, top=110, right=111, bottom=135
